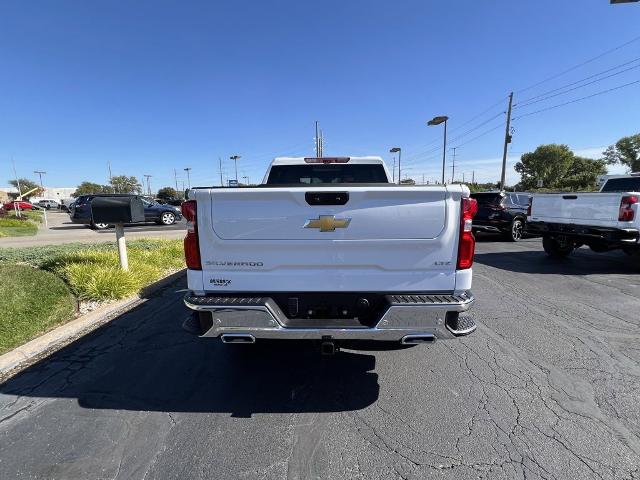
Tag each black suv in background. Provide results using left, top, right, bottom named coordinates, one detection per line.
left=69, top=194, right=182, bottom=229
left=470, top=192, right=531, bottom=242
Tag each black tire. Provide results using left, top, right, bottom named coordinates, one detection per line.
left=159, top=211, right=176, bottom=225
left=542, top=236, right=574, bottom=258
left=506, top=218, right=525, bottom=242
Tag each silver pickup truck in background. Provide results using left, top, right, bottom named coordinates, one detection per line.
left=527, top=174, right=640, bottom=258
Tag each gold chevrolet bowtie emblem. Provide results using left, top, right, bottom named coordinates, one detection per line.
left=304, top=215, right=351, bottom=232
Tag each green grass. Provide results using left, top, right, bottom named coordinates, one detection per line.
left=0, top=217, right=39, bottom=237
left=8, top=209, right=44, bottom=223
left=0, top=264, right=76, bottom=354
left=44, top=239, right=184, bottom=300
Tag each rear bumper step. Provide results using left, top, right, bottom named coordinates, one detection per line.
left=183, top=291, right=475, bottom=341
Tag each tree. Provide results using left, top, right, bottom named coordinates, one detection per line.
left=562, top=156, right=607, bottom=191
left=72, top=182, right=114, bottom=197
left=514, top=144, right=606, bottom=191
left=8, top=178, right=42, bottom=196
left=400, top=178, right=416, bottom=185
left=110, top=175, right=142, bottom=194
left=156, top=187, right=178, bottom=201
left=603, top=133, right=640, bottom=172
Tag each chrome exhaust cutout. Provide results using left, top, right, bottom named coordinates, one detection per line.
left=221, top=333, right=256, bottom=344
left=401, top=334, right=436, bottom=345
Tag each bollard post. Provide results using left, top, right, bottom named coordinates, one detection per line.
left=115, top=223, right=128, bottom=271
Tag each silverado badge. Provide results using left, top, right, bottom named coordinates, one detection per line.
left=304, top=215, right=351, bottom=232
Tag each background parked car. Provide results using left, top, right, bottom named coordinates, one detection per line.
left=470, top=192, right=530, bottom=242
left=3, top=200, right=35, bottom=211
left=36, top=199, right=60, bottom=210
left=69, top=194, right=182, bottom=229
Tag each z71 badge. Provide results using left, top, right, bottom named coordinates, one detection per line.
left=209, top=278, right=231, bottom=286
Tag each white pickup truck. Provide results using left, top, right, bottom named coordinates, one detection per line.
left=181, top=156, right=478, bottom=352
left=527, top=174, right=640, bottom=257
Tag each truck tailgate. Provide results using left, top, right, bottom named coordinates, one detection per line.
left=531, top=193, right=622, bottom=224
left=191, top=186, right=465, bottom=293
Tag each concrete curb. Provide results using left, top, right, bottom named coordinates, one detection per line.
left=0, top=269, right=186, bottom=382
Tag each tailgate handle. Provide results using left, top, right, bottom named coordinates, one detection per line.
left=305, top=192, right=349, bottom=206
left=562, top=195, right=578, bottom=200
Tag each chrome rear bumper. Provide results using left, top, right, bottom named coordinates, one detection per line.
left=183, top=291, right=476, bottom=342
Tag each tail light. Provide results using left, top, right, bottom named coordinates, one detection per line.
left=457, top=197, right=478, bottom=270
left=619, top=195, right=638, bottom=222
left=527, top=198, right=532, bottom=217
left=181, top=200, right=201, bottom=270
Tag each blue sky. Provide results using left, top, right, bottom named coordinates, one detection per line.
left=1, top=0, right=639, bottom=191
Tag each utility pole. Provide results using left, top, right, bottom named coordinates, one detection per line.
left=315, top=121, right=320, bottom=157
left=144, top=174, right=152, bottom=196
left=108, top=162, right=113, bottom=182
left=422, top=174, right=425, bottom=185
left=219, top=157, right=224, bottom=187
left=472, top=170, right=475, bottom=185
left=34, top=170, right=48, bottom=227
left=174, top=169, right=179, bottom=193
left=500, top=92, right=514, bottom=191
left=184, top=167, right=192, bottom=189
left=242, top=175, right=250, bottom=185
left=462, top=172, right=465, bottom=183
left=319, top=129, right=324, bottom=157
left=390, top=147, right=401, bottom=185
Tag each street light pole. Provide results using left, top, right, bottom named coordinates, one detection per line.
left=392, top=156, right=396, bottom=183
left=242, top=175, right=249, bottom=185
left=144, top=174, right=152, bottom=196
left=230, top=155, right=241, bottom=183
left=184, top=167, right=192, bottom=189
left=427, top=116, right=449, bottom=184
left=389, top=148, right=401, bottom=185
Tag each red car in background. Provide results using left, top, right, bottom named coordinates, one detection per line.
left=2, top=200, right=35, bottom=210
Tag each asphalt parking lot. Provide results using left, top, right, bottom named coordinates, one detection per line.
left=1, top=236, right=639, bottom=479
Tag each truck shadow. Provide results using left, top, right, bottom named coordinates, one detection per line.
left=474, top=248, right=640, bottom=275
left=0, top=286, right=379, bottom=417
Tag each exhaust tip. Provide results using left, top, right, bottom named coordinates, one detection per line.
left=221, top=334, right=256, bottom=344
left=320, top=341, right=337, bottom=355
left=401, top=335, right=436, bottom=345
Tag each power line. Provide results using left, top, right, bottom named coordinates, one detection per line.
left=451, top=122, right=506, bottom=148
left=446, top=96, right=507, bottom=134
left=402, top=95, right=508, bottom=159
left=446, top=111, right=505, bottom=145
left=515, top=61, right=640, bottom=109
left=513, top=79, right=640, bottom=121
left=517, top=34, right=640, bottom=94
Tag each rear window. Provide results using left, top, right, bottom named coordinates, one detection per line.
left=470, top=193, right=504, bottom=205
left=266, top=164, right=389, bottom=185
left=600, top=177, right=640, bottom=193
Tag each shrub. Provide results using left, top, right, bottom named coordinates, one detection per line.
left=44, top=239, right=184, bottom=300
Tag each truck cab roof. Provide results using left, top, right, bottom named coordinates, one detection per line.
left=269, top=156, right=386, bottom=166
left=263, top=156, right=392, bottom=185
